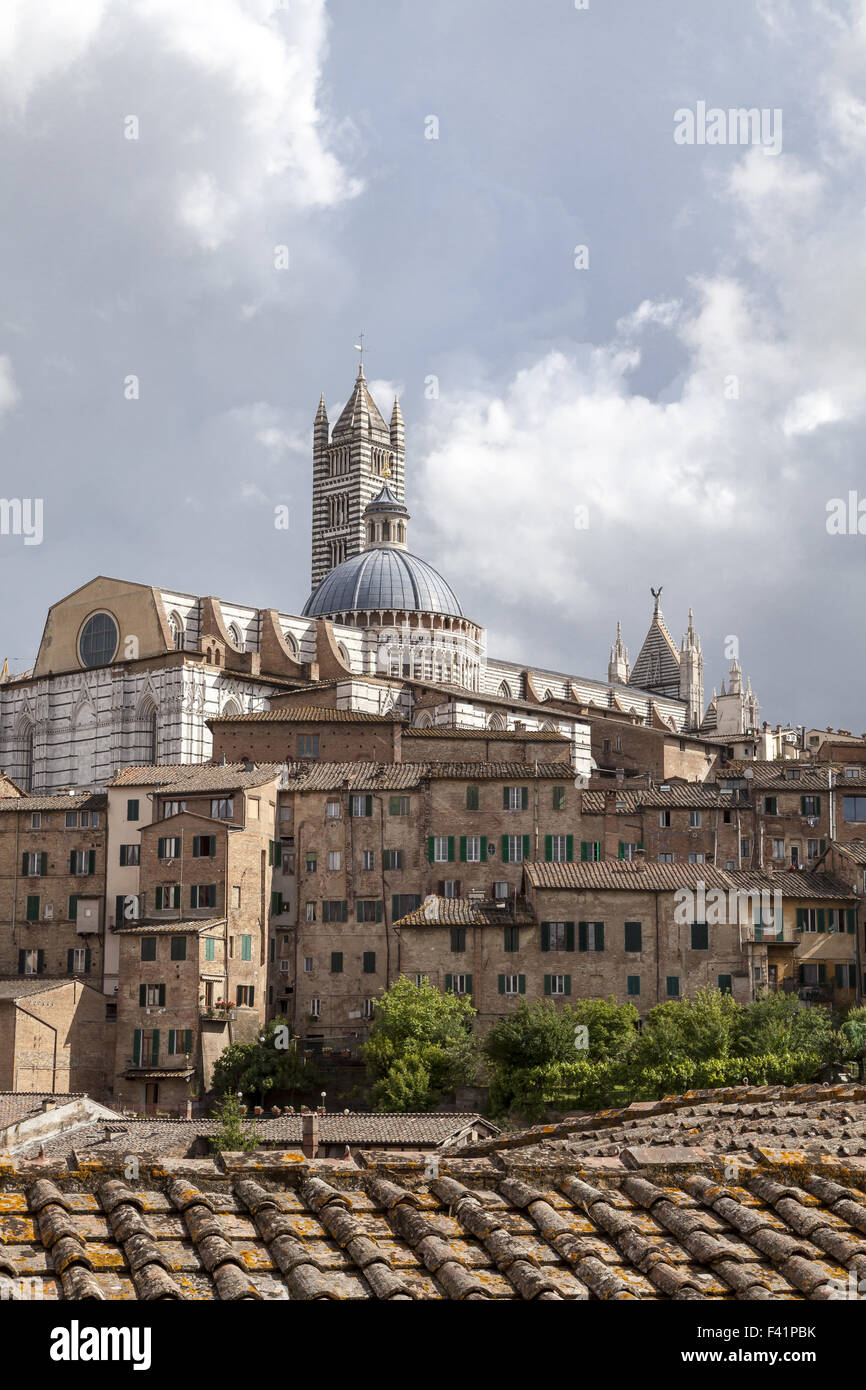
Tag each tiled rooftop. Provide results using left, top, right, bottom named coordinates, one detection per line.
left=207, top=707, right=402, bottom=724
left=394, top=896, right=534, bottom=927
left=0, top=1094, right=88, bottom=1129
left=106, top=763, right=284, bottom=790
left=0, top=792, right=106, bottom=814
left=525, top=861, right=854, bottom=898
left=404, top=727, right=568, bottom=740
left=3, top=1086, right=866, bottom=1299
left=828, top=839, right=866, bottom=866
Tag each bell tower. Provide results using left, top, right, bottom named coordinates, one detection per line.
left=310, top=354, right=406, bottom=592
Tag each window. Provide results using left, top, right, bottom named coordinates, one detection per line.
left=143, top=983, right=164, bottom=1007
left=170, top=936, right=187, bottom=961
left=542, top=921, right=573, bottom=952
left=764, top=796, right=778, bottom=815
left=502, top=834, right=528, bottom=864
left=168, top=612, right=184, bottom=650
left=801, top=795, right=821, bottom=817
left=499, top=974, right=525, bottom=996
left=140, top=937, right=157, bottom=962
left=796, top=908, right=827, bottom=933
left=722, top=809, right=732, bottom=824
left=211, top=798, right=234, bottom=820
left=308, top=994, right=320, bottom=1013
left=271, top=890, right=284, bottom=915
left=578, top=922, right=605, bottom=952
left=236, top=985, right=255, bottom=1007
left=25, top=895, right=40, bottom=921
left=163, top=801, right=186, bottom=818
left=363, top=951, right=376, bottom=974
left=19, top=949, right=41, bottom=976
left=350, top=794, right=373, bottom=818
left=65, top=811, right=78, bottom=828
left=119, top=844, right=140, bottom=866
left=328, top=850, right=342, bottom=872
left=247, top=798, right=260, bottom=821
left=389, top=796, right=410, bottom=817
left=330, top=952, right=343, bottom=973
left=658, top=852, right=674, bottom=864
left=844, top=795, right=866, bottom=822
left=383, top=849, right=403, bottom=870
left=305, top=902, right=316, bottom=922
left=466, top=785, right=479, bottom=810
left=450, top=926, right=466, bottom=952
left=79, top=611, right=118, bottom=668
left=362, top=850, right=374, bottom=871
left=303, top=957, right=313, bottom=973
left=772, top=838, right=785, bottom=859
left=69, top=948, right=87, bottom=974
left=432, top=836, right=452, bottom=863
left=689, top=810, right=702, bottom=828
left=190, top=884, right=216, bottom=908
left=580, top=841, right=602, bottom=862
left=845, top=767, right=861, bottom=779
left=688, top=852, right=705, bottom=864
left=69, top=895, right=78, bottom=921
left=157, top=837, right=180, bottom=860
left=168, top=1029, right=192, bottom=1056
left=718, top=975, right=733, bottom=995
left=22, top=852, right=46, bottom=876
left=297, top=734, right=319, bottom=758
left=392, top=894, right=421, bottom=919
left=462, top=836, right=483, bottom=863
left=494, top=881, right=509, bottom=899
left=503, top=786, right=528, bottom=811
left=80, top=810, right=98, bottom=828
left=544, top=974, right=570, bottom=996
left=192, top=836, right=216, bottom=858
left=362, top=999, right=376, bottom=1019
left=326, top=800, right=341, bottom=819
left=807, top=839, right=820, bottom=860
left=503, top=925, right=520, bottom=951
left=659, top=810, right=671, bottom=827
left=155, top=886, right=180, bottom=910
left=445, top=974, right=472, bottom=995
left=440, top=879, right=459, bottom=898
left=618, top=842, right=638, bottom=861
left=740, top=838, right=750, bottom=858
left=323, top=900, right=348, bottom=923
left=552, top=785, right=566, bottom=811
left=666, top=976, right=680, bottom=998
left=546, top=835, right=572, bottom=863
left=627, top=975, right=640, bottom=997
left=127, top=799, right=140, bottom=821
left=69, top=849, right=96, bottom=876
left=205, top=938, right=216, bottom=962
left=356, top=900, right=383, bottom=923
left=690, top=922, right=709, bottom=950
left=30, top=812, right=41, bottom=829
left=624, top=921, right=642, bottom=952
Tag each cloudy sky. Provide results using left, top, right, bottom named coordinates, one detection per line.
left=1, top=0, right=864, bottom=729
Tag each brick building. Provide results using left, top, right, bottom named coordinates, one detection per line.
left=0, top=979, right=109, bottom=1095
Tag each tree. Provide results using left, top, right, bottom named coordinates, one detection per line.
left=838, top=1006, right=866, bottom=1078
left=631, top=986, right=741, bottom=1069
left=364, top=976, right=478, bottom=1111
left=209, top=1091, right=260, bottom=1153
left=736, top=990, right=839, bottom=1061
left=211, top=1017, right=320, bottom=1104
left=484, top=998, right=637, bottom=1072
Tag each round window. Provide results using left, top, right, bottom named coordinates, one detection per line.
left=79, top=612, right=119, bottom=668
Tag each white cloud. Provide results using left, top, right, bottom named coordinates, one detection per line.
left=0, top=355, right=19, bottom=416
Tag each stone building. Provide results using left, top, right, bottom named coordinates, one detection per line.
left=0, top=978, right=109, bottom=1095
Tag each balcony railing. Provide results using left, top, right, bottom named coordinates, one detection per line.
left=200, top=1005, right=236, bottom=1021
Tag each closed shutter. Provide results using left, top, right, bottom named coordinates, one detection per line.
left=498, top=974, right=505, bottom=994
left=522, top=834, right=530, bottom=861
left=502, top=788, right=509, bottom=810
left=151, top=1030, right=160, bottom=1064
left=521, top=787, right=528, bottom=810
left=155, top=887, right=163, bottom=910
left=480, top=836, right=487, bottom=859
left=718, top=975, right=732, bottom=994
left=427, top=836, right=435, bottom=863
left=36, top=950, right=45, bottom=974
left=460, top=836, right=467, bottom=862
left=21, top=852, right=27, bottom=874
left=159, top=984, right=166, bottom=1006
left=564, top=975, right=571, bottom=996
left=84, top=949, right=91, bottom=973
left=817, top=910, right=826, bottom=933
left=193, top=837, right=200, bottom=858
left=817, top=963, right=827, bottom=985
left=847, top=909, right=856, bottom=934
left=447, top=836, right=455, bottom=862
left=595, top=923, right=605, bottom=951
left=17, top=949, right=25, bottom=975
left=501, top=835, right=509, bottom=862
left=69, top=850, right=76, bottom=872
left=133, top=1029, right=142, bottom=1065
left=618, top=841, right=625, bottom=859
left=67, top=949, right=75, bottom=973
left=580, top=841, right=588, bottom=861
left=139, top=984, right=146, bottom=1006
left=566, top=835, right=574, bottom=862
left=465, top=975, right=472, bottom=995
left=184, top=1030, right=192, bottom=1053
left=540, top=922, right=549, bottom=952
left=565, top=922, right=575, bottom=952
left=518, top=975, right=526, bottom=994
left=798, top=965, right=805, bottom=984
left=158, top=838, right=165, bottom=860
left=70, top=896, right=79, bottom=922
left=331, top=952, right=343, bottom=973
left=544, top=974, right=551, bottom=996
left=168, top=1029, right=176, bottom=1054
left=444, top=973, right=453, bottom=992
left=544, top=835, right=552, bottom=861
left=578, top=922, right=588, bottom=952
left=796, top=908, right=804, bottom=931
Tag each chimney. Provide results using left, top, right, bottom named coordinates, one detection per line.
left=302, top=1112, right=319, bottom=1159
left=633, top=845, right=647, bottom=863
left=41, top=1099, right=55, bottom=1113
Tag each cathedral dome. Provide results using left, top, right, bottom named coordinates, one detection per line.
left=302, top=547, right=463, bottom=619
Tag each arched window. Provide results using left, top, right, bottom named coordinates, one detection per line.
left=382, top=520, right=390, bottom=541
left=168, top=612, right=184, bottom=650
left=148, top=706, right=158, bottom=762
left=228, top=624, right=242, bottom=650
left=221, top=699, right=241, bottom=718
left=498, top=681, right=512, bottom=699
left=19, top=722, right=34, bottom=792
left=488, top=712, right=506, bottom=730
left=282, top=629, right=298, bottom=658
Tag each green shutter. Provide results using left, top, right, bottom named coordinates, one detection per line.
left=566, top=835, right=573, bottom=862
left=69, top=895, right=78, bottom=921
left=67, top=949, right=74, bottom=973
left=796, top=908, right=804, bottom=932
left=69, top=850, right=76, bottom=872
left=21, top=852, right=27, bottom=874
left=480, top=836, right=487, bottom=860
left=444, top=973, right=453, bottom=992
left=503, top=787, right=509, bottom=810
left=540, top=922, right=549, bottom=952
left=564, top=975, right=571, bottom=996
left=544, top=975, right=551, bottom=996
left=465, top=974, right=472, bottom=995
left=718, top=975, right=732, bottom=994
left=501, top=835, right=508, bottom=862
left=618, top=841, right=625, bottom=859
left=520, top=787, right=528, bottom=810
left=544, top=835, right=552, bottom=862
left=84, top=949, right=91, bottom=973
left=26, top=895, right=39, bottom=921
left=460, top=836, right=467, bottom=863
left=518, top=975, right=526, bottom=994
left=522, top=834, right=530, bottom=862
left=155, top=887, right=163, bottom=910
left=815, top=797, right=822, bottom=814
left=818, top=963, right=827, bottom=985
left=193, top=837, right=200, bottom=858
left=817, top=909, right=826, bottom=933
left=185, top=1030, right=192, bottom=1053
left=365, top=795, right=373, bottom=817
left=151, top=1030, right=160, bottom=1064
left=595, top=923, right=604, bottom=951
left=427, top=836, right=435, bottom=863
left=580, top=841, right=588, bottom=862
left=133, top=1029, right=141, bottom=1066
left=847, top=909, right=856, bottom=934
left=206, top=938, right=215, bottom=961
left=447, top=836, right=455, bottom=862
left=578, top=922, right=587, bottom=952
left=498, top=974, right=505, bottom=995
left=158, top=838, right=165, bottom=859
left=158, top=984, right=166, bottom=1006
left=168, top=1029, right=176, bottom=1054
left=139, top=984, right=146, bottom=1006
left=566, top=922, right=575, bottom=952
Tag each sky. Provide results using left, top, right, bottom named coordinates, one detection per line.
left=0, top=0, right=864, bottom=730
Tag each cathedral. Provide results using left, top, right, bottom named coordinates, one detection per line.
left=0, top=362, right=763, bottom=791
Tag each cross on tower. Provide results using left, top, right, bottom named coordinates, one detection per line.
left=353, top=331, right=368, bottom=372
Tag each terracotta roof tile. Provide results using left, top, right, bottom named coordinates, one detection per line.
left=106, top=763, right=284, bottom=790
